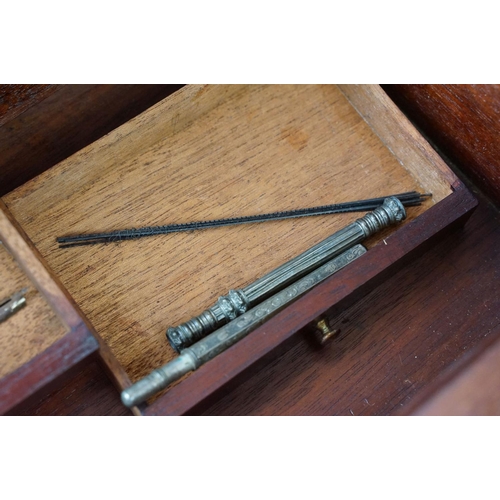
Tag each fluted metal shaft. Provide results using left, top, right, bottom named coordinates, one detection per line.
left=166, top=197, right=406, bottom=352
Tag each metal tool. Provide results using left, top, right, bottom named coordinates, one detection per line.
left=121, top=244, right=367, bottom=408
left=56, top=191, right=427, bottom=248
left=166, top=196, right=406, bottom=352
left=0, top=288, right=28, bottom=323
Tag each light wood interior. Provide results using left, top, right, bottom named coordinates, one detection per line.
left=338, top=84, right=456, bottom=199
left=2, top=84, right=449, bottom=385
left=0, top=242, right=68, bottom=379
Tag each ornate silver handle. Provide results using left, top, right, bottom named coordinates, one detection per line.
left=166, top=197, right=405, bottom=352
left=123, top=244, right=368, bottom=407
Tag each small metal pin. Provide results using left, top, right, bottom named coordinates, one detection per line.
left=0, top=288, right=28, bottom=323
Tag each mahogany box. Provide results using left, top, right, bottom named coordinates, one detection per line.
left=0, top=85, right=477, bottom=415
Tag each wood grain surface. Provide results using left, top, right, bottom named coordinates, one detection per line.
left=7, top=360, right=130, bottom=416
left=0, top=202, right=100, bottom=413
left=3, top=85, right=438, bottom=393
left=0, top=84, right=59, bottom=127
left=0, top=84, right=183, bottom=196
left=383, top=85, right=500, bottom=204
left=409, top=332, right=500, bottom=415
left=0, top=240, right=67, bottom=379
left=339, top=85, right=455, bottom=200
left=380, top=84, right=500, bottom=415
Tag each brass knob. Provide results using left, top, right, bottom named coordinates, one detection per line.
left=314, top=317, right=339, bottom=345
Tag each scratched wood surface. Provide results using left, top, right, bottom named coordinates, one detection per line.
left=0, top=241, right=68, bottom=379
left=3, top=84, right=441, bottom=387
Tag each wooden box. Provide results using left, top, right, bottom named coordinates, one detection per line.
left=0, top=85, right=477, bottom=415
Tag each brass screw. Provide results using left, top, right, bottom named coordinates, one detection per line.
left=315, top=317, right=339, bottom=345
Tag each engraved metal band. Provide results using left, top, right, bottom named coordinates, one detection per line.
left=122, top=244, right=367, bottom=408
left=166, top=197, right=405, bottom=352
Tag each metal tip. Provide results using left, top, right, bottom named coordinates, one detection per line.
left=121, top=388, right=137, bottom=408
